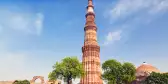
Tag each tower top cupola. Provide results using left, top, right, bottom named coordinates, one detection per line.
left=87, top=0, right=94, bottom=14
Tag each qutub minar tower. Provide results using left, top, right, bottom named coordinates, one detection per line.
left=80, top=0, right=102, bottom=84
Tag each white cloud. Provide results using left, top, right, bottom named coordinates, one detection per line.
left=0, top=7, right=45, bottom=80
left=0, top=9, right=44, bottom=35
left=102, top=0, right=168, bottom=73
left=103, top=30, right=122, bottom=46
left=103, top=0, right=168, bottom=46
left=35, top=13, right=44, bottom=36
left=107, top=0, right=168, bottom=19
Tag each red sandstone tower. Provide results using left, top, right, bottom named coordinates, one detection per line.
left=80, top=0, right=102, bottom=84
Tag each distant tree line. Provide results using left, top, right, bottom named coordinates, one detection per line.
left=13, top=80, right=30, bottom=84
left=141, top=72, right=168, bottom=84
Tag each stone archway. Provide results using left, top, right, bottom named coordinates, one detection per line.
left=30, top=76, right=45, bottom=84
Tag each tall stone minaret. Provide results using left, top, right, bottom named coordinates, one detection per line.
left=80, top=0, right=102, bottom=84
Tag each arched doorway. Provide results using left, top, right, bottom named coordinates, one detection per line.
left=34, top=78, right=41, bottom=84
left=30, top=76, right=45, bottom=84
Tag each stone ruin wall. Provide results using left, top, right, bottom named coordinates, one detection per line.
left=0, top=76, right=61, bottom=84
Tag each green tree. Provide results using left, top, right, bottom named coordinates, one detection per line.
left=122, top=62, right=136, bottom=84
left=142, top=72, right=168, bottom=84
left=102, top=59, right=136, bottom=84
left=13, top=80, right=30, bottom=84
left=48, top=57, right=84, bottom=84
left=102, top=59, right=122, bottom=84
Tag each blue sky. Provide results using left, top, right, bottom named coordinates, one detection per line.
left=0, top=0, right=168, bottom=83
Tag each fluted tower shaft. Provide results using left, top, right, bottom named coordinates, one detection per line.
left=80, top=0, right=102, bottom=84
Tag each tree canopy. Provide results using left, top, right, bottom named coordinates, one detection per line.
left=142, top=72, right=168, bottom=84
left=102, top=59, right=136, bottom=84
left=48, top=56, right=84, bottom=84
left=13, top=80, right=30, bottom=84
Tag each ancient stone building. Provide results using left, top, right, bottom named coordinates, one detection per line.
left=131, top=62, right=161, bottom=84
left=80, top=0, right=102, bottom=84
left=136, top=62, right=160, bottom=82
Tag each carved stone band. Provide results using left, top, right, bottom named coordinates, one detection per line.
left=84, top=25, right=97, bottom=31
left=85, top=12, right=95, bottom=18
left=82, top=45, right=100, bottom=52
left=85, top=39, right=97, bottom=42
left=83, top=61, right=100, bottom=65
left=87, top=5, right=94, bottom=9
